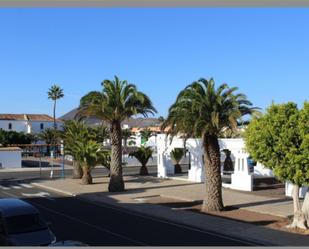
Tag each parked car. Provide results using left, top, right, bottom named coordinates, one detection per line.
left=49, top=240, right=89, bottom=246
left=0, top=198, right=56, bottom=246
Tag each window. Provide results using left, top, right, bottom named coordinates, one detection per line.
left=8, top=123, right=12, bottom=130
left=5, top=214, right=47, bottom=235
left=40, top=123, right=44, bottom=130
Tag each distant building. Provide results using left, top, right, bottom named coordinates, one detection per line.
left=0, top=114, right=62, bottom=134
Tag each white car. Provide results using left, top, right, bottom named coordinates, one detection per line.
left=0, top=198, right=56, bottom=246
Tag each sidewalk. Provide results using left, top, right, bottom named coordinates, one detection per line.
left=31, top=175, right=309, bottom=246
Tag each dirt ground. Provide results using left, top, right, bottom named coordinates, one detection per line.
left=143, top=193, right=309, bottom=236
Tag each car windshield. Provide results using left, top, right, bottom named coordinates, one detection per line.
left=5, top=214, right=47, bottom=234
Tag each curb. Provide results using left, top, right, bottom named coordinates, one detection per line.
left=31, top=182, right=77, bottom=197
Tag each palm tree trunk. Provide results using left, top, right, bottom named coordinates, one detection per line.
left=81, top=166, right=92, bottom=185
left=72, top=160, right=83, bottom=179
left=108, top=121, right=125, bottom=192
left=140, top=165, right=149, bottom=176
left=53, top=100, right=57, bottom=129
left=174, top=164, right=182, bottom=174
left=202, top=135, right=224, bottom=212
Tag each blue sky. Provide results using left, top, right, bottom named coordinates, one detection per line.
left=0, top=8, right=308, bottom=118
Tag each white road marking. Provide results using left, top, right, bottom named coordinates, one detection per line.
left=12, top=185, right=22, bottom=189
left=19, top=183, right=33, bottom=189
left=0, top=185, right=10, bottom=190
left=21, top=192, right=55, bottom=201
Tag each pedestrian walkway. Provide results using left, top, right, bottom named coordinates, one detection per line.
left=0, top=182, right=34, bottom=190
left=31, top=175, right=309, bottom=246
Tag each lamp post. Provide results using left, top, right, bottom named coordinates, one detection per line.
left=61, top=140, right=65, bottom=179
left=50, top=150, right=54, bottom=179
left=186, top=149, right=191, bottom=170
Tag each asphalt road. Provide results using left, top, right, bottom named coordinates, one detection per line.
left=0, top=165, right=159, bottom=182
left=0, top=179, right=257, bottom=246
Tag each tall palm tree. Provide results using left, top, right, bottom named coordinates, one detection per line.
left=77, top=76, right=157, bottom=192
left=162, top=78, right=257, bottom=212
left=48, top=85, right=64, bottom=129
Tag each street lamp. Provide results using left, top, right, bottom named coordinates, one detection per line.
left=186, top=149, right=191, bottom=170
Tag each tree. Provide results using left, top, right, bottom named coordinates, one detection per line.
left=158, top=116, right=165, bottom=123
left=170, top=148, right=185, bottom=174
left=140, top=128, right=153, bottom=145
left=77, top=76, right=157, bottom=192
left=48, top=85, right=64, bottom=129
left=162, top=78, right=257, bottom=211
left=93, top=125, right=110, bottom=145
left=0, top=129, right=33, bottom=146
left=62, top=121, right=91, bottom=179
left=244, top=102, right=309, bottom=229
left=222, top=149, right=234, bottom=172
left=129, top=146, right=153, bottom=175
left=39, top=128, right=61, bottom=155
left=122, top=128, right=134, bottom=152
left=74, top=140, right=110, bottom=185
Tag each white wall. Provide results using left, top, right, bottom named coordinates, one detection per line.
left=0, top=120, right=62, bottom=134
left=156, top=135, right=274, bottom=191
left=0, top=120, right=28, bottom=133
left=0, top=149, right=22, bottom=168
left=285, top=182, right=308, bottom=198
left=30, top=121, right=62, bottom=134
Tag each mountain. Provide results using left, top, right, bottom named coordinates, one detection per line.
left=59, top=108, right=162, bottom=128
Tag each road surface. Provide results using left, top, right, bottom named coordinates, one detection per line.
left=0, top=179, right=257, bottom=246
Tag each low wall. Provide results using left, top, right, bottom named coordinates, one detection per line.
left=0, top=147, right=22, bottom=168
left=156, top=134, right=275, bottom=192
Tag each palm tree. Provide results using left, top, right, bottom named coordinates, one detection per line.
left=162, top=78, right=257, bottom=212
left=140, top=128, right=153, bottom=145
left=122, top=128, right=134, bottom=153
left=39, top=128, right=60, bottom=156
left=129, top=146, right=153, bottom=176
left=93, top=125, right=110, bottom=145
left=48, top=85, right=64, bottom=129
left=158, top=116, right=165, bottom=123
left=74, top=140, right=110, bottom=185
left=170, top=148, right=185, bottom=174
left=62, top=121, right=92, bottom=179
left=77, top=76, right=157, bottom=192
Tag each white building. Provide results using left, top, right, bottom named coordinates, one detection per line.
left=0, top=147, right=22, bottom=168
left=156, top=134, right=274, bottom=192
left=0, top=114, right=62, bottom=134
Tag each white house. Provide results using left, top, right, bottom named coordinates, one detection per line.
left=0, top=147, right=22, bottom=168
left=0, top=114, right=62, bottom=134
